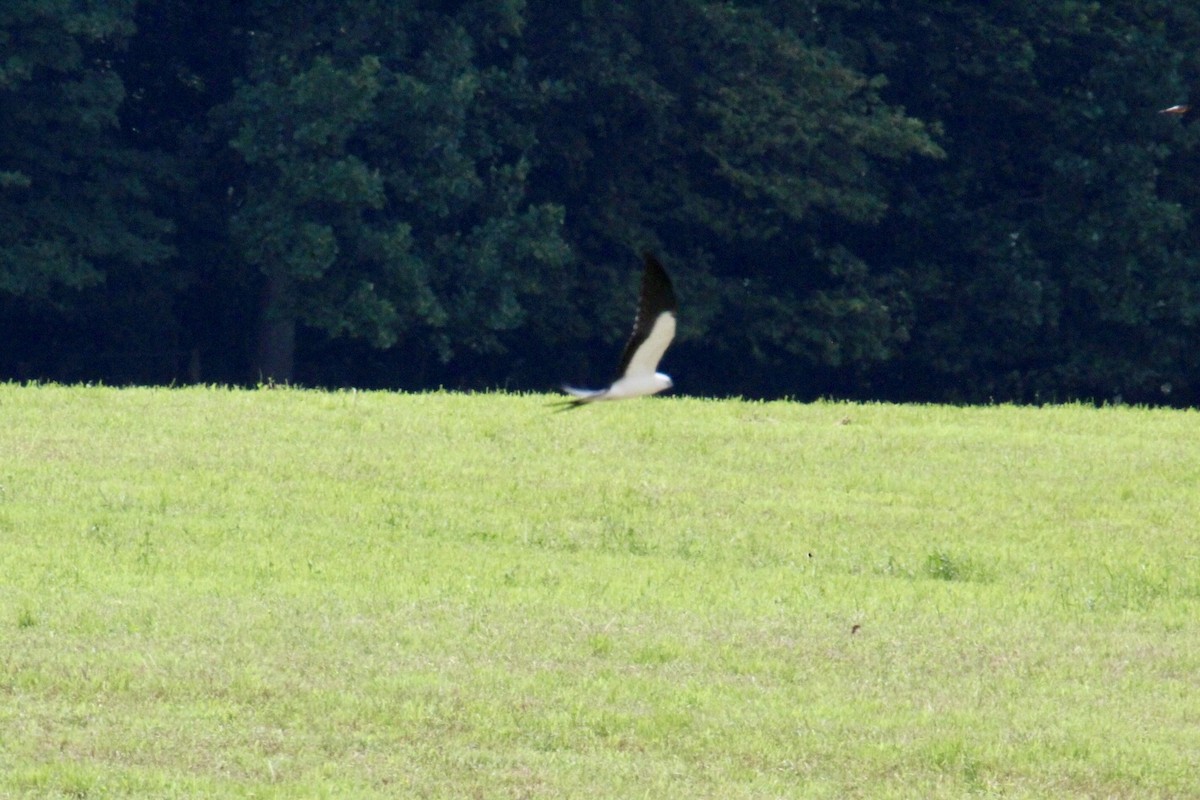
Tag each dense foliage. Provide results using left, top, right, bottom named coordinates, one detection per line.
left=3, top=0, right=1199, bottom=403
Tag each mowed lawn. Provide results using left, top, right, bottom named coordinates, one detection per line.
left=2, top=384, right=1199, bottom=798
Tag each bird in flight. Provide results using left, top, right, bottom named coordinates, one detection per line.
left=558, top=252, right=678, bottom=408
left=1161, top=82, right=1198, bottom=122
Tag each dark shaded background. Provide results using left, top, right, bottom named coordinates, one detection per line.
left=3, top=1, right=1200, bottom=405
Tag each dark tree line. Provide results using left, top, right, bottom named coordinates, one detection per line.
left=3, top=0, right=1200, bottom=404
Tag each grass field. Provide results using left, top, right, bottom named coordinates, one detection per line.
left=2, top=384, right=1199, bottom=798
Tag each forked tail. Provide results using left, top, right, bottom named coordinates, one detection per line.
left=550, top=385, right=606, bottom=411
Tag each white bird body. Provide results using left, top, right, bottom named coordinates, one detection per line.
left=559, top=253, right=678, bottom=408
left=563, top=370, right=674, bottom=403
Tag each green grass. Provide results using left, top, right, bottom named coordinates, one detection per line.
left=2, top=384, right=1199, bottom=798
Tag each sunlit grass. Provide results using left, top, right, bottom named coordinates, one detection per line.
left=2, top=384, right=1198, bottom=797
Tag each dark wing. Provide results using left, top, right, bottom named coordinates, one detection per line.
left=614, top=252, right=678, bottom=380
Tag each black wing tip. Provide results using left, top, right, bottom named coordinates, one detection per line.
left=641, top=251, right=670, bottom=282
left=638, top=251, right=677, bottom=312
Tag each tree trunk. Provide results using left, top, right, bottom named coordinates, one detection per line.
left=254, top=272, right=296, bottom=384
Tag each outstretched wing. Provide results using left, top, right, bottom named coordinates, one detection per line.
left=614, top=252, right=677, bottom=380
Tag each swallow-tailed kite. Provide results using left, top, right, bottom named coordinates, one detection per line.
left=559, top=252, right=678, bottom=407
left=1161, top=82, right=1199, bottom=122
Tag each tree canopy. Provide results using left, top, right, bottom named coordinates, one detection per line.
left=3, top=0, right=1199, bottom=404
